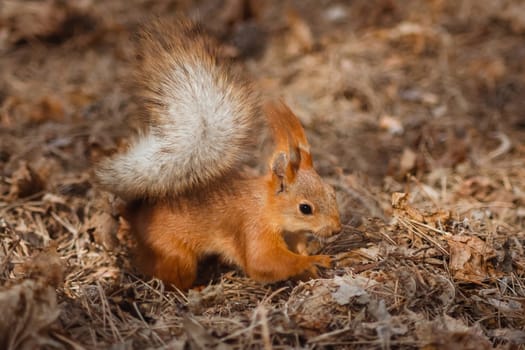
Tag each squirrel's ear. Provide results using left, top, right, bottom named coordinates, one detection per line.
left=264, top=100, right=313, bottom=171
left=270, top=152, right=295, bottom=193
left=282, top=106, right=313, bottom=170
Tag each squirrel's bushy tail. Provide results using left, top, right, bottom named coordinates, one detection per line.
left=96, top=19, right=261, bottom=200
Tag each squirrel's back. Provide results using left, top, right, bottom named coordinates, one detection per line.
left=96, top=19, right=261, bottom=200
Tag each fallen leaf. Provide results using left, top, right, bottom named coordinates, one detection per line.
left=288, top=276, right=378, bottom=330
left=417, top=315, right=492, bottom=350
left=392, top=192, right=423, bottom=222
left=379, top=115, right=404, bottom=135
left=1, top=0, right=68, bottom=44
left=392, top=192, right=451, bottom=225
left=8, top=161, right=45, bottom=199
left=498, top=2, right=525, bottom=34
left=183, top=317, right=231, bottom=350
left=488, top=328, right=525, bottom=344
left=331, top=275, right=375, bottom=305
left=0, top=280, right=60, bottom=350
left=324, top=5, right=347, bottom=23
left=486, top=297, right=522, bottom=313
left=399, top=147, right=417, bottom=175
left=446, top=235, right=498, bottom=283
left=29, top=95, right=65, bottom=123
left=286, top=8, right=314, bottom=53
left=83, top=210, right=118, bottom=250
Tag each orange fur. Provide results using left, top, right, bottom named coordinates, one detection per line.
left=127, top=169, right=338, bottom=289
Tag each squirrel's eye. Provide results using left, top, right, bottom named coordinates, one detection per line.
left=299, top=203, right=313, bottom=215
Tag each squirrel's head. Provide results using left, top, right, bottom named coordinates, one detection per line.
left=264, top=101, right=341, bottom=238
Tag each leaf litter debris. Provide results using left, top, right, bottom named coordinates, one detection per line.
left=1, top=0, right=525, bottom=348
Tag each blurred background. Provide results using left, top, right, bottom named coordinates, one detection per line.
left=1, top=0, right=524, bottom=180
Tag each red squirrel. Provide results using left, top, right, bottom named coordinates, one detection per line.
left=96, top=19, right=341, bottom=290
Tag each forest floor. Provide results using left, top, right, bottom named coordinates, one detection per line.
left=1, top=0, right=525, bottom=349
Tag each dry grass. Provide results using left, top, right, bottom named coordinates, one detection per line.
left=1, top=0, right=524, bottom=348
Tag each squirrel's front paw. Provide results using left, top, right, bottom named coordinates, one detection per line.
left=295, top=255, right=332, bottom=281
left=310, top=254, right=332, bottom=268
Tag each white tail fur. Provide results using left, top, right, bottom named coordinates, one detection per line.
left=96, top=20, right=260, bottom=199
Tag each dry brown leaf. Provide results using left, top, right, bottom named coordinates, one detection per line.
left=67, top=90, right=95, bottom=109
left=0, top=247, right=65, bottom=349
left=287, top=281, right=334, bottom=330
left=183, top=317, right=230, bottom=350
left=1, top=0, right=68, bottom=44
left=0, top=96, right=22, bottom=128
left=8, top=161, right=45, bottom=199
left=497, top=2, right=525, bottom=34
left=392, top=192, right=451, bottom=225
left=468, top=57, right=506, bottom=89
left=286, top=9, right=314, bottom=53
left=188, top=284, right=226, bottom=315
left=288, top=276, right=376, bottom=330
left=29, top=95, right=65, bottom=123
left=0, top=280, right=61, bottom=350
left=392, top=192, right=424, bottom=221
left=488, top=328, right=525, bottom=344
left=399, top=147, right=417, bottom=175
left=82, top=210, right=118, bottom=250
left=386, top=21, right=445, bottom=55
left=457, top=176, right=495, bottom=201
left=220, top=0, right=247, bottom=25
left=379, top=115, right=404, bottom=135
left=331, top=275, right=376, bottom=305
left=417, top=315, right=492, bottom=350
left=446, top=235, right=498, bottom=284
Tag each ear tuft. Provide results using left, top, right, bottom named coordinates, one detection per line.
left=264, top=100, right=314, bottom=170
left=289, top=146, right=301, bottom=171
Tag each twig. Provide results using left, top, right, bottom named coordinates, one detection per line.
left=398, top=217, right=449, bottom=256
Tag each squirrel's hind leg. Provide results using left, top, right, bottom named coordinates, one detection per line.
left=150, top=247, right=198, bottom=290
